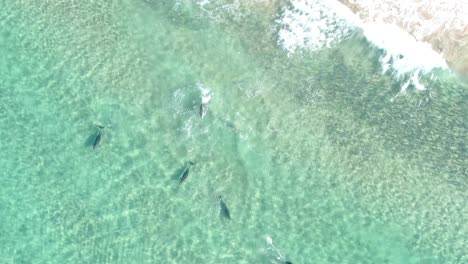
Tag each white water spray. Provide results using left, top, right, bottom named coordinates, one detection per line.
left=276, top=0, right=449, bottom=93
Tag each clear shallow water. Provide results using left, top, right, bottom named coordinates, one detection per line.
left=0, top=1, right=466, bottom=263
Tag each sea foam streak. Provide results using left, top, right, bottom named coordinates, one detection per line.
left=197, top=82, right=212, bottom=104
left=277, top=0, right=356, bottom=53
left=277, top=0, right=449, bottom=93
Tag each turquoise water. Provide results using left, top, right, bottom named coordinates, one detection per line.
left=0, top=1, right=466, bottom=263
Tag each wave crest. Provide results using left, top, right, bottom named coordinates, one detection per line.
left=276, top=0, right=357, bottom=53
left=276, top=0, right=450, bottom=93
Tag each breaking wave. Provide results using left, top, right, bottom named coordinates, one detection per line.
left=276, top=0, right=450, bottom=93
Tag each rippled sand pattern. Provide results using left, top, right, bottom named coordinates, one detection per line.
left=0, top=1, right=466, bottom=263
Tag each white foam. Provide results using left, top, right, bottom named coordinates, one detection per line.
left=197, top=82, right=212, bottom=104
left=362, top=21, right=448, bottom=92
left=276, top=0, right=450, bottom=93
left=361, top=22, right=447, bottom=74
left=277, top=0, right=357, bottom=53
left=264, top=236, right=287, bottom=262
left=345, top=0, right=468, bottom=41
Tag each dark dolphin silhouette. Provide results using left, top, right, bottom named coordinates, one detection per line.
left=92, top=125, right=105, bottom=150
left=179, top=161, right=195, bottom=184
left=218, top=195, right=231, bottom=220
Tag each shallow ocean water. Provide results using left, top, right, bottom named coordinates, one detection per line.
left=0, top=1, right=466, bottom=263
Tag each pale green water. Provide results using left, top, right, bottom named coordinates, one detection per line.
left=0, top=1, right=466, bottom=263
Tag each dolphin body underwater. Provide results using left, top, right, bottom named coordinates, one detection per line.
left=199, top=88, right=211, bottom=119
left=179, top=161, right=195, bottom=184
left=218, top=195, right=231, bottom=220
left=92, top=125, right=105, bottom=150
left=200, top=103, right=208, bottom=118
